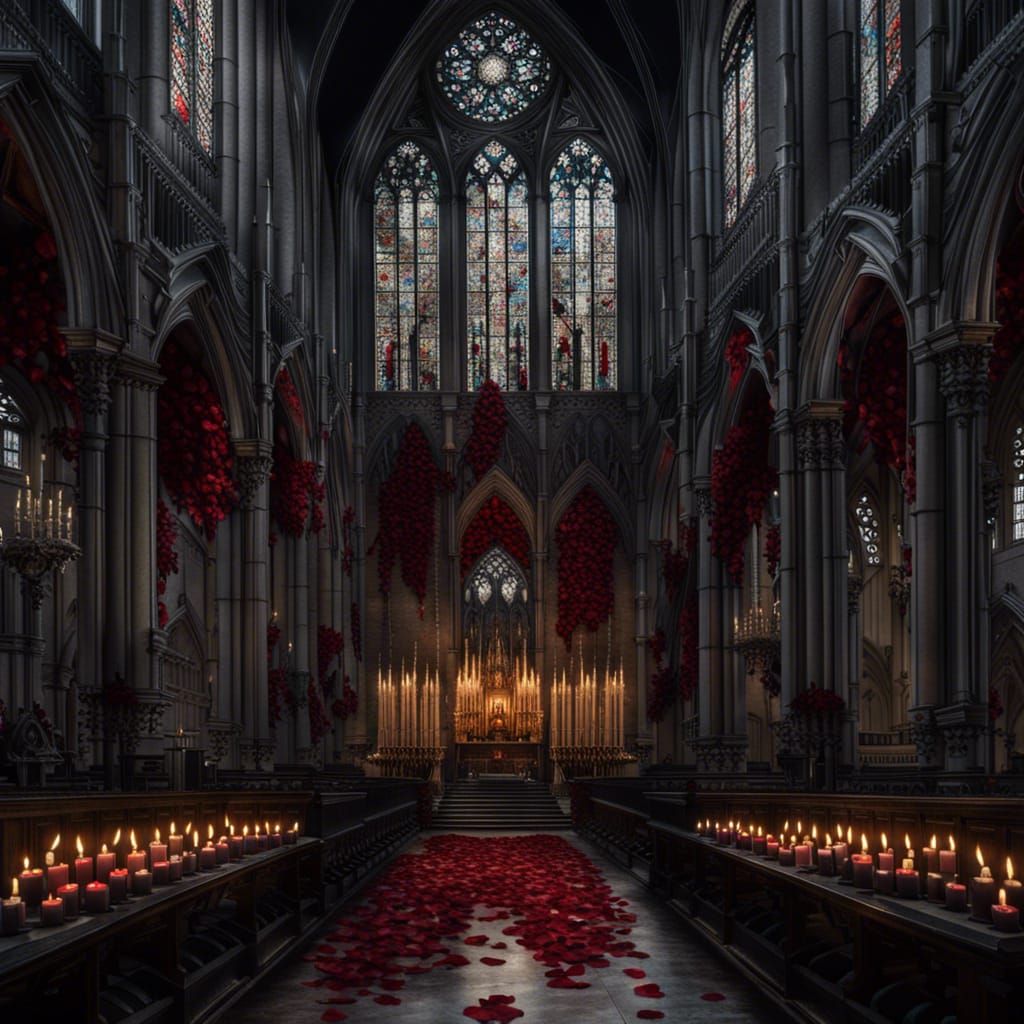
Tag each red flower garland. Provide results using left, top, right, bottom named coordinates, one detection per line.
left=156, top=499, right=179, bottom=628
left=318, top=624, right=345, bottom=694
left=375, top=423, right=440, bottom=614
left=989, top=685, right=1004, bottom=722
left=268, top=668, right=292, bottom=725
left=351, top=601, right=363, bottom=661
left=157, top=341, right=238, bottom=539
left=554, top=487, right=617, bottom=647
left=763, top=523, right=781, bottom=579
left=710, top=392, right=777, bottom=584
left=342, top=505, right=355, bottom=577
left=332, top=679, right=358, bottom=720
left=678, top=597, right=698, bottom=703
left=724, top=328, right=751, bottom=390
left=460, top=496, right=530, bottom=578
left=464, top=380, right=507, bottom=480
left=275, top=367, right=304, bottom=430
left=790, top=684, right=844, bottom=716
left=646, top=628, right=675, bottom=723
left=308, top=678, right=332, bottom=744
left=990, top=224, right=1024, bottom=383
left=270, top=442, right=324, bottom=537
left=659, top=540, right=689, bottom=604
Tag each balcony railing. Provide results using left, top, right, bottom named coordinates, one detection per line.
left=268, top=282, right=308, bottom=349
left=0, top=0, right=101, bottom=114
left=852, top=72, right=914, bottom=176
left=163, top=113, right=218, bottom=208
left=962, top=0, right=1024, bottom=79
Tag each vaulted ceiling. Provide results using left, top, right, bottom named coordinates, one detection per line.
left=286, top=0, right=681, bottom=179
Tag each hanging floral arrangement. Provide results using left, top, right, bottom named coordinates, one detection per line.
left=342, top=505, right=355, bottom=577
left=268, top=668, right=291, bottom=725
left=460, top=496, right=530, bottom=578
left=351, top=601, right=362, bottom=662
left=270, top=441, right=324, bottom=537
left=678, top=597, right=699, bottom=703
left=554, top=486, right=617, bottom=647
left=710, top=392, right=777, bottom=585
left=332, top=678, right=358, bottom=720
left=157, top=341, right=238, bottom=539
left=724, top=328, right=751, bottom=391
left=646, top=628, right=675, bottom=723
left=374, top=423, right=441, bottom=614
left=763, top=523, right=781, bottom=579
left=317, top=624, right=344, bottom=695
left=989, top=685, right=1004, bottom=722
left=790, top=684, right=845, bottom=717
left=308, top=679, right=332, bottom=744
left=156, top=499, right=179, bottom=628
left=464, top=379, right=507, bottom=480
left=990, top=224, right=1024, bottom=383
left=275, top=366, right=305, bottom=430
left=659, top=539, right=690, bottom=604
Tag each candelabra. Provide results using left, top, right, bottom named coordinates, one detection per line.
left=733, top=524, right=779, bottom=678
left=0, top=461, right=80, bottom=609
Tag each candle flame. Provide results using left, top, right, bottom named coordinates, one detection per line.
left=113, top=829, right=121, bottom=846
left=783, top=820, right=789, bottom=833
left=797, top=821, right=802, bottom=836
left=826, top=833, right=833, bottom=846
left=904, top=834, right=912, bottom=852
left=275, top=824, right=281, bottom=834
left=170, top=822, right=176, bottom=835
left=229, top=824, right=235, bottom=836
left=756, top=826, right=763, bottom=837
left=861, top=833, right=869, bottom=852
left=155, top=828, right=161, bottom=843
left=225, top=814, right=230, bottom=828
left=194, top=831, right=199, bottom=847
left=999, top=888, right=1007, bottom=906
left=50, top=834, right=60, bottom=852
left=976, top=845, right=985, bottom=869
left=264, top=821, right=270, bottom=834
left=23, top=857, right=29, bottom=872
left=130, top=830, right=137, bottom=852
left=930, top=834, right=937, bottom=849
left=208, top=824, right=214, bottom=840
left=243, top=825, right=249, bottom=837
left=729, top=820, right=734, bottom=830
left=1008, top=857, right=1014, bottom=881
left=847, top=826, right=853, bottom=844
left=881, top=832, right=888, bottom=851
left=76, top=836, right=84, bottom=858
left=949, top=834, right=956, bottom=853
left=293, top=821, right=299, bottom=832
left=255, top=824, right=260, bottom=835
left=101, top=845, right=108, bottom=854
left=812, top=825, right=818, bottom=841
left=185, top=822, right=191, bottom=836
left=12, top=878, right=18, bottom=898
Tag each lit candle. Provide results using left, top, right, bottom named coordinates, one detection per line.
left=945, top=880, right=967, bottom=912
left=96, top=830, right=119, bottom=883
left=716, top=821, right=729, bottom=846
left=923, top=835, right=939, bottom=876
left=751, top=827, right=767, bottom=857
left=778, top=837, right=797, bottom=867
left=39, top=897, right=64, bottom=927
left=832, top=832, right=849, bottom=873
left=285, top=821, right=299, bottom=845
left=184, top=833, right=199, bottom=875
left=970, top=845, right=997, bottom=923
left=1002, top=857, right=1023, bottom=910
left=877, top=832, right=895, bottom=873
left=126, top=831, right=147, bottom=878
left=737, top=826, right=751, bottom=851
left=926, top=871, right=945, bottom=902
left=794, top=840, right=812, bottom=868
left=852, top=834, right=874, bottom=890
left=215, top=834, right=230, bottom=865
left=270, top=824, right=283, bottom=850
left=44, top=835, right=68, bottom=896
left=56, top=883, right=79, bottom=920
left=818, top=834, right=836, bottom=877
left=2, top=879, right=26, bottom=936
left=83, top=881, right=110, bottom=915
left=939, top=835, right=957, bottom=876
left=168, top=856, right=183, bottom=882
left=992, top=888, right=1021, bottom=933
left=18, top=858, right=45, bottom=909
left=149, top=828, right=168, bottom=867
left=74, top=835, right=93, bottom=886
left=257, top=823, right=269, bottom=852
left=229, top=826, right=244, bottom=860
left=766, top=837, right=780, bottom=860
left=152, top=861, right=170, bottom=886
left=168, top=823, right=184, bottom=859
left=131, top=869, right=152, bottom=896
left=242, top=825, right=258, bottom=855
left=108, top=869, right=129, bottom=904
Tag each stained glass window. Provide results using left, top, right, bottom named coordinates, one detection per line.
left=61, top=0, right=83, bottom=23
left=855, top=493, right=882, bottom=566
left=374, top=142, right=440, bottom=392
left=437, top=11, right=551, bottom=123
left=550, top=139, right=617, bottom=391
left=0, top=384, right=24, bottom=471
left=721, top=3, right=757, bottom=230
left=1013, top=425, right=1024, bottom=543
left=466, top=141, right=529, bottom=391
left=171, top=0, right=215, bottom=154
left=859, top=0, right=902, bottom=126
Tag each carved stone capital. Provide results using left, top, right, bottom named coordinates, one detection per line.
left=694, top=487, right=713, bottom=518
left=938, top=344, right=990, bottom=426
left=847, top=572, right=863, bottom=613
left=686, top=734, right=747, bottom=773
left=982, top=457, right=1002, bottom=526
left=70, top=350, right=119, bottom=418
left=795, top=403, right=845, bottom=469
left=907, top=706, right=939, bottom=767
left=234, top=439, right=274, bottom=509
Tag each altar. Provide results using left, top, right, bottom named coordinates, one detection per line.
left=455, top=741, right=542, bottom=778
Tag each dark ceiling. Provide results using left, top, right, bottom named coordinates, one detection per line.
left=285, top=0, right=680, bottom=178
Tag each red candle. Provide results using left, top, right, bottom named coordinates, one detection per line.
left=84, top=881, right=109, bottom=915
left=794, top=843, right=812, bottom=868
left=778, top=844, right=796, bottom=867
left=131, top=869, right=152, bottom=896
left=766, top=839, right=780, bottom=860
left=127, top=831, right=147, bottom=878
left=74, top=836, right=94, bottom=886
left=199, top=843, right=217, bottom=870
left=242, top=827, right=258, bottom=855
left=1002, top=857, right=1023, bottom=910
left=215, top=838, right=229, bottom=864
left=851, top=854, right=874, bottom=891
left=284, top=822, right=299, bottom=845
left=108, top=869, right=129, bottom=904
left=2, top=879, right=26, bottom=936
left=926, top=872, right=944, bottom=901
left=18, top=860, right=45, bottom=909
left=229, top=832, right=244, bottom=860
left=96, top=842, right=117, bottom=884
left=168, top=857, right=183, bottom=882
left=183, top=851, right=197, bottom=876
left=939, top=836, right=957, bottom=876
left=923, top=836, right=939, bottom=876
left=46, top=863, right=69, bottom=896
left=895, top=868, right=919, bottom=898
left=818, top=847, right=836, bottom=877
left=152, top=861, right=170, bottom=886
left=167, top=824, right=184, bottom=859
left=751, top=830, right=767, bottom=856
left=56, top=883, right=79, bottom=920
left=945, top=881, right=967, bottom=911
left=256, top=829, right=269, bottom=852
left=877, top=833, right=894, bottom=874
left=270, top=827, right=283, bottom=850
left=993, top=888, right=1021, bottom=932
left=39, top=897, right=64, bottom=927
left=149, top=829, right=168, bottom=868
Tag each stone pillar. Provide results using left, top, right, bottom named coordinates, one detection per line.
left=289, top=531, right=314, bottom=765
left=931, top=326, right=996, bottom=773
left=846, top=572, right=863, bottom=771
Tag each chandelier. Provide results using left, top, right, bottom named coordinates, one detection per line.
left=0, top=457, right=80, bottom=609
left=733, top=524, right=779, bottom=677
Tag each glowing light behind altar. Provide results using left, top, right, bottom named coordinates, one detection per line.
left=454, top=649, right=543, bottom=741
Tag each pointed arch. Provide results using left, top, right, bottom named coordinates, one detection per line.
left=455, top=467, right=537, bottom=555
left=721, top=1, right=757, bottom=229
left=550, top=461, right=632, bottom=560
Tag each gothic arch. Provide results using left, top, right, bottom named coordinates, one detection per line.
left=455, top=468, right=537, bottom=554
left=549, top=462, right=632, bottom=560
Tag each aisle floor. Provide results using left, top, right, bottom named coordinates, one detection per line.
left=233, top=831, right=791, bottom=1024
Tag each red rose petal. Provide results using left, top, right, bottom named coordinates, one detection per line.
left=321, top=1012, right=346, bottom=1022
left=701, top=992, right=727, bottom=1001
left=637, top=1012, right=665, bottom=1020
left=624, top=968, right=647, bottom=979
left=634, top=984, right=664, bottom=998
left=465, top=935, right=490, bottom=946
left=374, top=994, right=401, bottom=1005
left=481, top=957, right=506, bottom=966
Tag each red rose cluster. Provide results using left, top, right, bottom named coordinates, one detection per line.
left=990, top=224, right=1024, bottom=383
left=989, top=685, right=1004, bottom=722
left=376, top=423, right=440, bottom=614
left=724, top=327, right=751, bottom=391
left=658, top=539, right=689, bottom=604
left=156, top=499, right=180, bottom=628
left=317, top=624, right=344, bottom=693
left=763, top=523, right=781, bottom=579
left=678, top=596, right=699, bottom=703
left=341, top=505, right=355, bottom=577
left=464, top=379, right=507, bottom=480
left=275, top=366, right=304, bottom=429
left=332, top=679, right=358, bottom=720
left=308, top=678, right=332, bottom=744
left=710, top=391, right=777, bottom=584
left=157, top=341, right=238, bottom=539
left=790, top=683, right=844, bottom=717
left=646, top=628, right=675, bottom=723
left=270, top=442, right=323, bottom=537
left=460, top=496, right=530, bottom=578
left=351, top=601, right=362, bottom=662
left=555, top=486, right=617, bottom=646
left=268, top=667, right=291, bottom=725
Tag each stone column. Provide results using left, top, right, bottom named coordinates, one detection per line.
left=289, top=531, right=313, bottom=765
left=846, top=572, right=863, bottom=770
left=931, top=326, right=996, bottom=772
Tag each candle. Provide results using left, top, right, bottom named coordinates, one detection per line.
left=215, top=837, right=230, bottom=865
left=168, top=856, right=183, bottom=882
left=795, top=843, right=812, bottom=868
left=83, top=881, right=109, bottom=915
left=818, top=835, right=836, bottom=877
left=766, top=838, right=780, bottom=860
left=716, top=822, right=729, bottom=846
left=778, top=840, right=796, bottom=868
left=752, top=828, right=766, bottom=856
left=1002, top=857, right=1023, bottom=910
left=738, top=829, right=751, bottom=851
left=945, top=881, right=967, bottom=912
left=127, top=831, right=147, bottom=878
left=877, top=832, right=894, bottom=874
left=18, top=859, right=45, bottom=909
left=40, top=897, right=64, bottom=927
left=896, top=868, right=919, bottom=898
left=2, top=879, right=26, bottom=936
left=992, top=888, right=1021, bottom=933
left=256, top=824, right=269, bottom=852
left=168, top=823, right=184, bottom=859
left=45, top=834, right=67, bottom=895
left=832, top=838, right=849, bottom=873
left=852, top=837, right=874, bottom=890
left=242, top=825, right=257, bottom=855
left=183, top=850, right=197, bottom=876
left=150, top=828, right=168, bottom=867
left=923, top=835, right=939, bottom=876
left=96, top=831, right=119, bottom=883
left=970, top=846, right=997, bottom=923
left=270, top=825, right=283, bottom=850
left=229, top=827, right=244, bottom=861
left=152, top=861, right=170, bottom=886
left=56, top=883, right=79, bottom=920
left=939, top=835, right=957, bottom=876
left=284, top=821, right=299, bottom=845
left=108, top=869, right=129, bottom=904
left=131, top=869, right=152, bottom=896
left=74, top=836, right=94, bottom=886
left=926, top=872, right=945, bottom=902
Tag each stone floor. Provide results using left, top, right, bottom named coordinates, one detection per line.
left=233, top=832, right=791, bottom=1024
